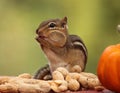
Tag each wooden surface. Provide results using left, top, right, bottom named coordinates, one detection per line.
left=49, top=89, right=114, bottom=93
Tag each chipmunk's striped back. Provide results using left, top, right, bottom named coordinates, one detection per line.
left=69, top=35, right=87, bottom=65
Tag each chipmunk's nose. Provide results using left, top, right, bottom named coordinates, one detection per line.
left=36, top=28, right=39, bottom=34
left=36, top=28, right=43, bottom=36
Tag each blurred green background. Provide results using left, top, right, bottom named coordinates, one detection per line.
left=0, top=0, right=120, bottom=76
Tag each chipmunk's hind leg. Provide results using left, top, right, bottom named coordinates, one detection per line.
left=33, top=64, right=52, bottom=80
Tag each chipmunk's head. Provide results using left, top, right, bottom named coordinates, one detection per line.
left=36, top=17, right=68, bottom=48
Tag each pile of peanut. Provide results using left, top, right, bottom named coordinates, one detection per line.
left=17, top=67, right=104, bottom=93
left=47, top=67, right=104, bottom=92
left=0, top=67, right=104, bottom=93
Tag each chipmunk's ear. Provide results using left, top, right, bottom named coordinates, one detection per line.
left=62, top=16, right=67, bottom=23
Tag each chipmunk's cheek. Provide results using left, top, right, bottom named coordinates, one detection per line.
left=47, top=31, right=67, bottom=47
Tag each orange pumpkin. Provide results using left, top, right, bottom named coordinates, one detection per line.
left=97, top=44, right=120, bottom=93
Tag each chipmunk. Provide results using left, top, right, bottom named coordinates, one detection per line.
left=34, top=17, right=87, bottom=80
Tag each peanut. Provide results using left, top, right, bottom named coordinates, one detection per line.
left=68, top=79, right=80, bottom=91
left=52, top=71, right=64, bottom=80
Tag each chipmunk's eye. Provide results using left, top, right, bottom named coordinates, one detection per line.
left=48, top=22, right=56, bottom=28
